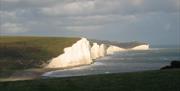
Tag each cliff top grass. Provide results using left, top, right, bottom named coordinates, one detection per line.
left=0, top=69, right=179, bottom=91
left=0, top=36, right=80, bottom=71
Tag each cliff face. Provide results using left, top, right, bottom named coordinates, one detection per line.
left=91, top=43, right=100, bottom=59
left=131, top=44, right=149, bottom=50
left=99, top=44, right=107, bottom=57
left=47, top=38, right=149, bottom=68
left=47, top=38, right=92, bottom=68
left=106, top=45, right=125, bottom=55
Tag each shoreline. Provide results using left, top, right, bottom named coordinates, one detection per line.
left=1, top=47, right=179, bottom=82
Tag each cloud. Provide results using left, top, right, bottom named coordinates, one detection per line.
left=1, top=0, right=20, bottom=2
left=40, top=0, right=179, bottom=16
left=62, top=14, right=137, bottom=27
left=63, top=0, right=95, bottom=13
left=41, top=0, right=96, bottom=16
left=0, top=0, right=179, bottom=45
left=40, top=0, right=121, bottom=16
left=65, top=25, right=103, bottom=31
left=0, top=23, right=28, bottom=34
left=132, top=0, right=144, bottom=6
left=0, top=11, right=16, bottom=16
left=0, top=11, right=17, bottom=21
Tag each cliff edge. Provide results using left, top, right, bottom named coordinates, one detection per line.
left=47, top=38, right=149, bottom=68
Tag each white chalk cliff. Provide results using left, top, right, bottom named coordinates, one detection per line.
left=47, top=38, right=92, bottom=68
left=99, top=44, right=107, bottom=57
left=47, top=38, right=149, bottom=68
left=90, top=43, right=107, bottom=59
left=91, top=43, right=100, bottom=59
left=131, top=44, right=149, bottom=50
left=106, top=45, right=125, bottom=55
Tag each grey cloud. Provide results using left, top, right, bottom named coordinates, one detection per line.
left=1, top=0, right=178, bottom=15
left=39, top=0, right=179, bottom=16
left=0, top=22, right=28, bottom=34
left=0, top=0, right=179, bottom=45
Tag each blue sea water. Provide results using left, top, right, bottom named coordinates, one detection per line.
left=112, top=46, right=180, bottom=63
left=43, top=46, right=180, bottom=77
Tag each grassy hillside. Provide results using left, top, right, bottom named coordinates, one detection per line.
left=0, top=69, right=180, bottom=91
left=0, top=36, right=79, bottom=71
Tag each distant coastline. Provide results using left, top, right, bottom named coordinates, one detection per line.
left=47, top=38, right=149, bottom=68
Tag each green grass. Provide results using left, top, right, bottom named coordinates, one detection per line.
left=0, top=69, right=180, bottom=91
left=0, top=36, right=79, bottom=71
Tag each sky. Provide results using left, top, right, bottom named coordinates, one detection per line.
left=0, top=0, right=179, bottom=45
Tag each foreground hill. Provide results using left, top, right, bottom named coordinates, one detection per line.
left=0, top=70, right=180, bottom=91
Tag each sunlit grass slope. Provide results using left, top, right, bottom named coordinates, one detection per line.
left=0, top=36, right=79, bottom=70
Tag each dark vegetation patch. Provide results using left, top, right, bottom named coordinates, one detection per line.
left=161, top=60, right=180, bottom=70
left=0, top=70, right=180, bottom=91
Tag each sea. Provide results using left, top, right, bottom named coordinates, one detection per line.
left=42, top=45, right=180, bottom=77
